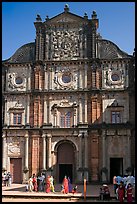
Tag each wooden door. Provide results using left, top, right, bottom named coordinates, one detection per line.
left=10, top=158, right=22, bottom=183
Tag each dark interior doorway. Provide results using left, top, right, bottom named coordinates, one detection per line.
left=110, top=158, right=123, bottom=183
left=59, top=164, right=73, bottom=183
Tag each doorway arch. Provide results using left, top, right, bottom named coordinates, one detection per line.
left=55, top=140, right=76, bottom=183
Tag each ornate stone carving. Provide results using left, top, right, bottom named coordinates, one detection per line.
left=51, top=30, right=80, bottom=60
left=8, top=72, right=26, bottom=90
left=103, top=66, right=126, bottom=89
left=8, top=142, right=20, bottom=155
left=9, top=100, right=24, bottom=110
left=54, top=68, right=78, bottom=90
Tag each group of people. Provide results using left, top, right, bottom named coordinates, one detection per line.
left=61, top=176, right=77, bottom=194
left=99, top=184, right=110, bottom=201
left=113, top=175, right=135, bottom=202
left=2, top=171, right=12, bottom=187
left=26, top=174, right=77, bottom=194
left=26, top=173, right=55, bottom=192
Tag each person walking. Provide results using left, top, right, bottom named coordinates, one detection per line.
left=28, top=177, right=33, bottom=192
left=126, top=183, right=133, bottom=203
left=113, top=175, right=118, bottom=194
left=32, top=174, right=37, bottom=192
left=117, top=182, right=125, bottom=202
left=62, top=175, right=69, bottom=194
left=68, top=176, right=72, bottom=193
left=46, top=175, right=51, bottom=193
left=49, top=176, right=55, bottom=192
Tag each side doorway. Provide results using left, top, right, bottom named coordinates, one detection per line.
left=110, top=158, right=123, bottom=183
left=10, top=158, right=22, bottom=183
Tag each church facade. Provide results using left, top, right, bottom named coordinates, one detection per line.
left=2, top=5, right=135, bottom=184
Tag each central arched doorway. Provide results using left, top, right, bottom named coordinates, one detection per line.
left=57, top=140, right=75, bottom=183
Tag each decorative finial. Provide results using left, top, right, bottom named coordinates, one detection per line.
left=45, top=15, right=49, bottom=21
left=84, top=12, right=88, bottom=19
left=36, top=14, right=42, bottom=22
left=64, top=4, right=69, bottom=12
left=92, top=10, right=97, bottom=19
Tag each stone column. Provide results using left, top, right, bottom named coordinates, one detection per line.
left=27, top=64, right=31, bottom=90
left=39, top=33, right=42, bottom=60
left=36, top=33, right=39, bottom=61
left=45, top=34, right=48, bottom=60
left=42, top=133, right=47, bottom=170
left=79, top=97, right=82, bottom=123
left=35, top=70, right=39, bottom=89
left=102, top=130, right=107, bottom=182
left=84, top=134, right=88, bottom=168
left=39, top=69, right=42, bottom=90
left=24, top=132, right=29, bottom=169
left=102, top=131, right=106, bottom=168
left=127, top=131, right=131, bottom=167
left=84, top=34, right=87, bottom=57
left=44, top=65, right=48, bottom=90
left=10, top=112, right=13, bottom=126
left=26, top=95, right=30, bottom=124
left=48, top=101, right=52, bottom=124
left=80, top=34, right=83, bottom=58
left=47, top=134, right=52, bottom=168
left=78, top=134, right=82, bottom=168
left=84, top=64, right=87, bottom=89
left=84, top=93, right=88, bottom=123
left=51, top=68, right=54, bottom=90
left=79, top=69, right=82, bottom=89
left=41, top=34, right=44, bottom=61
left=73, top=108, right=77, bottom=127
left=43, top=97, right=47, bottom=124
left=2, top=132, right=7, bottom=170
left=49, top=68, right=52, bottom=90
left=57, top=110, right=59, bottom=127
left=54, top=109, right=57, bottom=127
left=4, top=98, right=7, bottom=125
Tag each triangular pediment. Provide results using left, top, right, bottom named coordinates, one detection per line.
left=44, top=12, right=86, bottom=24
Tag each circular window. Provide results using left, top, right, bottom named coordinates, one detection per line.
left=15, top=77, right=23, bottom=85
left=111, top=74, right=120, bottom=81
left=62, top=73, right=71, bottom=83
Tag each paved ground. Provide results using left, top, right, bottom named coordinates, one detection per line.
left=2, top=183, right=135, bottom=202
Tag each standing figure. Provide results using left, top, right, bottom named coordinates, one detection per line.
left=5, top=173, right=9, bottom=187
left=28, top=177, right=33, bottom=192
left=126, top=183, right=133, bottom=203
left=61, top=184, right=65, bottom=193
left=72, top=185, right=77, bottom=194
left=32, top=174, right=37, bottom=192
left=7, top=172, right=12, bottom=187
left=118, top=182, right=125, bottom=202
left=46, top=175, right=51, bottom=193
left=25, top=179, right=29, bottom=192
left=68, top=176, right=72, bottom=193
left=62, top=176, right=69, bottom=194
left=41, top=173, right=45, bottom=192
left=113, top=175, right=118, bottom=194
left=50, top=176, right=55, bottom=192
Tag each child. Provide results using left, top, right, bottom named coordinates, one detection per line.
left=61, top=184, right=65, bottom=193
left=72, top=185, right=77, bottom=194
left=25, top=180, right=28, bottom=192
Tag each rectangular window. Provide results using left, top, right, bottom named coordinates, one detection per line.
left=111, top=111, right=121, bottom=123
left=60, top=114, right=65, bottom=127
left=60, top=111, right=71, bottom=127
left=13, top=113, right=22, bottom=125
